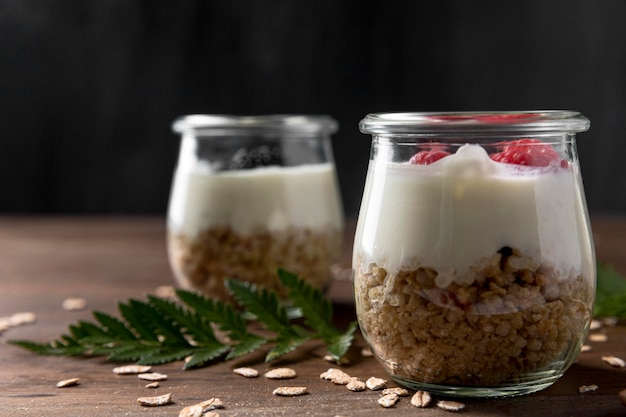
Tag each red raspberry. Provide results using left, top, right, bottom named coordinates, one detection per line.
left=489, top=139, right=560, bottom=167
left=410, top=149, right=451, bottom=165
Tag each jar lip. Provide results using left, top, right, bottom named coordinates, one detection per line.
left=173, top=114, right=338, bottom=134
left=359, top=111, right=590, bottom=135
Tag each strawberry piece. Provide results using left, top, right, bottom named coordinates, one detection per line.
left=410, top=149, right=451, bottom=165
left=489, top=139, right=560, bottom=167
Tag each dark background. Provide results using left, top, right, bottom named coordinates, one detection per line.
left=2, top=1, right=625, bottom=216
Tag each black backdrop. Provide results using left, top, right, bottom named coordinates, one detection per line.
left=2, top=1, right=625, bottom=216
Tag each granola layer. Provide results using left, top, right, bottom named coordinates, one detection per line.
left=354, top=248, right=593, bottom=386
left=169, top=226, right=342, bottom=300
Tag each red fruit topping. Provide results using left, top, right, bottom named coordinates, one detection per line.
left=410, top=149, right=451, bottom=165
left=489, top=139, right=561, bottom=167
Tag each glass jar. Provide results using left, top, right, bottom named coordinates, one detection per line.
left=354, top=111, right=594, bottom=398
left=168, top=115, right=344, bottom=300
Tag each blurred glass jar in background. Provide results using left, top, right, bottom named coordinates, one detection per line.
left=168, top=115, right=344, bottom=300
left=354, top=111, right=594, bottom=397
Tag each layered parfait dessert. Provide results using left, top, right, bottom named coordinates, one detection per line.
left=168, top=153, right=344, bottom=300
left=353, top=138, right=594, bottom=391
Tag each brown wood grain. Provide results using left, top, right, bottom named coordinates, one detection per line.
left=1, top=216, right=625, bottom=416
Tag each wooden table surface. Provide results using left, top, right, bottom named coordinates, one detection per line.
left=1, top=216, right=626, bottom=417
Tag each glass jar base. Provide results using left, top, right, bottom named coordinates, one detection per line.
left=390, top=370, right=563, bottom=399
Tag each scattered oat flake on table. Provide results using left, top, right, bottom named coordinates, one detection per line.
left=113, top=365, right=152, bottom=374
left=56, top=378, right=80, bottom=388
left=137, top=392, right=172, bottom=407
left=410, top=390, right=432, bottom=408
left=588, top=333, right=608, bottom=342
left=62, top=297, right=87, bottom=311
left=0, top=319, right=10, bottom=333
left=579, top=384, right=599, bottom=393
left=178, top=399, right=223, bottom=417
left=580, top=344, right=592, bottom=353
left=196, top=398, right=224, bottom=411
left=365, top=376, right=387, bottom=390
left=9, top=312, right=37, bottom=326
left=602, top=355, right=626, bottom=368
left=320, top=368, right=351, bottom=385
left=138, top=372, right=168, bottom=381
left=145, top=382, right=160, bottom=389
left=377, top=393, right=399, bottom=408
left=346, top=378, right=366, bottom=392
left=330, top=372, right=352, bottom=385
left=272, top=386, right=308, bottom=396
left=589, top=319, right=602, bottom=330
left=178, top=404, right=204, bottom=417
left=361, top=347, right=373, bottom=357
left=264, top=367, right=297, bottom=379
left=382, top=387, right=410, bottom=397
left=233, top=367, right=259, bottom=378
left=437, top=400, right=465, bottom=412
left=0, top=313, right=34, bottom=332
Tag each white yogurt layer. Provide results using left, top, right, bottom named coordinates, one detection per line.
left=168, top=162, right=344, bottom=236
left=354, top=144, right=594, bottom=288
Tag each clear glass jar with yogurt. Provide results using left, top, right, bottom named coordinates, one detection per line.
left=354, top=111, right=594, bottom=397
left=168, top=115, right=344, bottom=300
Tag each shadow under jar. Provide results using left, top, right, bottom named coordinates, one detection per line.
left=353, top=111, right=595, bottom=398
left=168, top=115, right=344, bottom=300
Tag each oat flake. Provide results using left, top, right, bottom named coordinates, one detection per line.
left=437, top=400, right=465, bottom=412
left=602, top=355, right=626, bottom=368
left=178, top=404, right=204, bottom=417
left=365, top=376, right=387, bottom=391
left=320, top=368, right=351, bottom=384
left=112, top=365, right=152, bottom=375
left=588, top=333, right=608, bottom=342
left=137, top=392, right=172, bottom=407
left=9, top=312, right=36, bottom=326
left=56, top=378, right=80, bottom=388
left=579, top=384, right=599, bottom=393
left=233, top=367, right=259, bottom=378
left=272, top=386, right=308, bottom=396
left=62, top=297, right=87, bottom=311
left=377, top=393, right=399, bottom=408
left=382, top=387, right=409, bottom=397
left=138, top=372, right=168, bottom=381
left=196, top=398, right=224, bottom=411
left=410, top=390, right=432, bottom=408
left=264, top=367, right=297, bottom=379
left=346, top=378, right=366, bottom=392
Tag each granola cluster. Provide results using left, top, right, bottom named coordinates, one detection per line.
left=168, top=226, right=342, bottom=299
left=354, top=247, right=593, bottom=387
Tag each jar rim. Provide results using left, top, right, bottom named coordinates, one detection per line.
left=173, top=114, right=338, bottom=135
left=359, top=111, right=590, bottom=135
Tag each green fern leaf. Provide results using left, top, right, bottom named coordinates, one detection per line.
left=184, top=345, right=230, bottom=369
left=92, top=310, right=137, bottom=341
left=9, top=269, right=358, bottom=369
left=225, top=279, right=292, bottom=334
left=265, top=335, right=311, bottom=362
left=279, top=268, right=358, bottom=360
